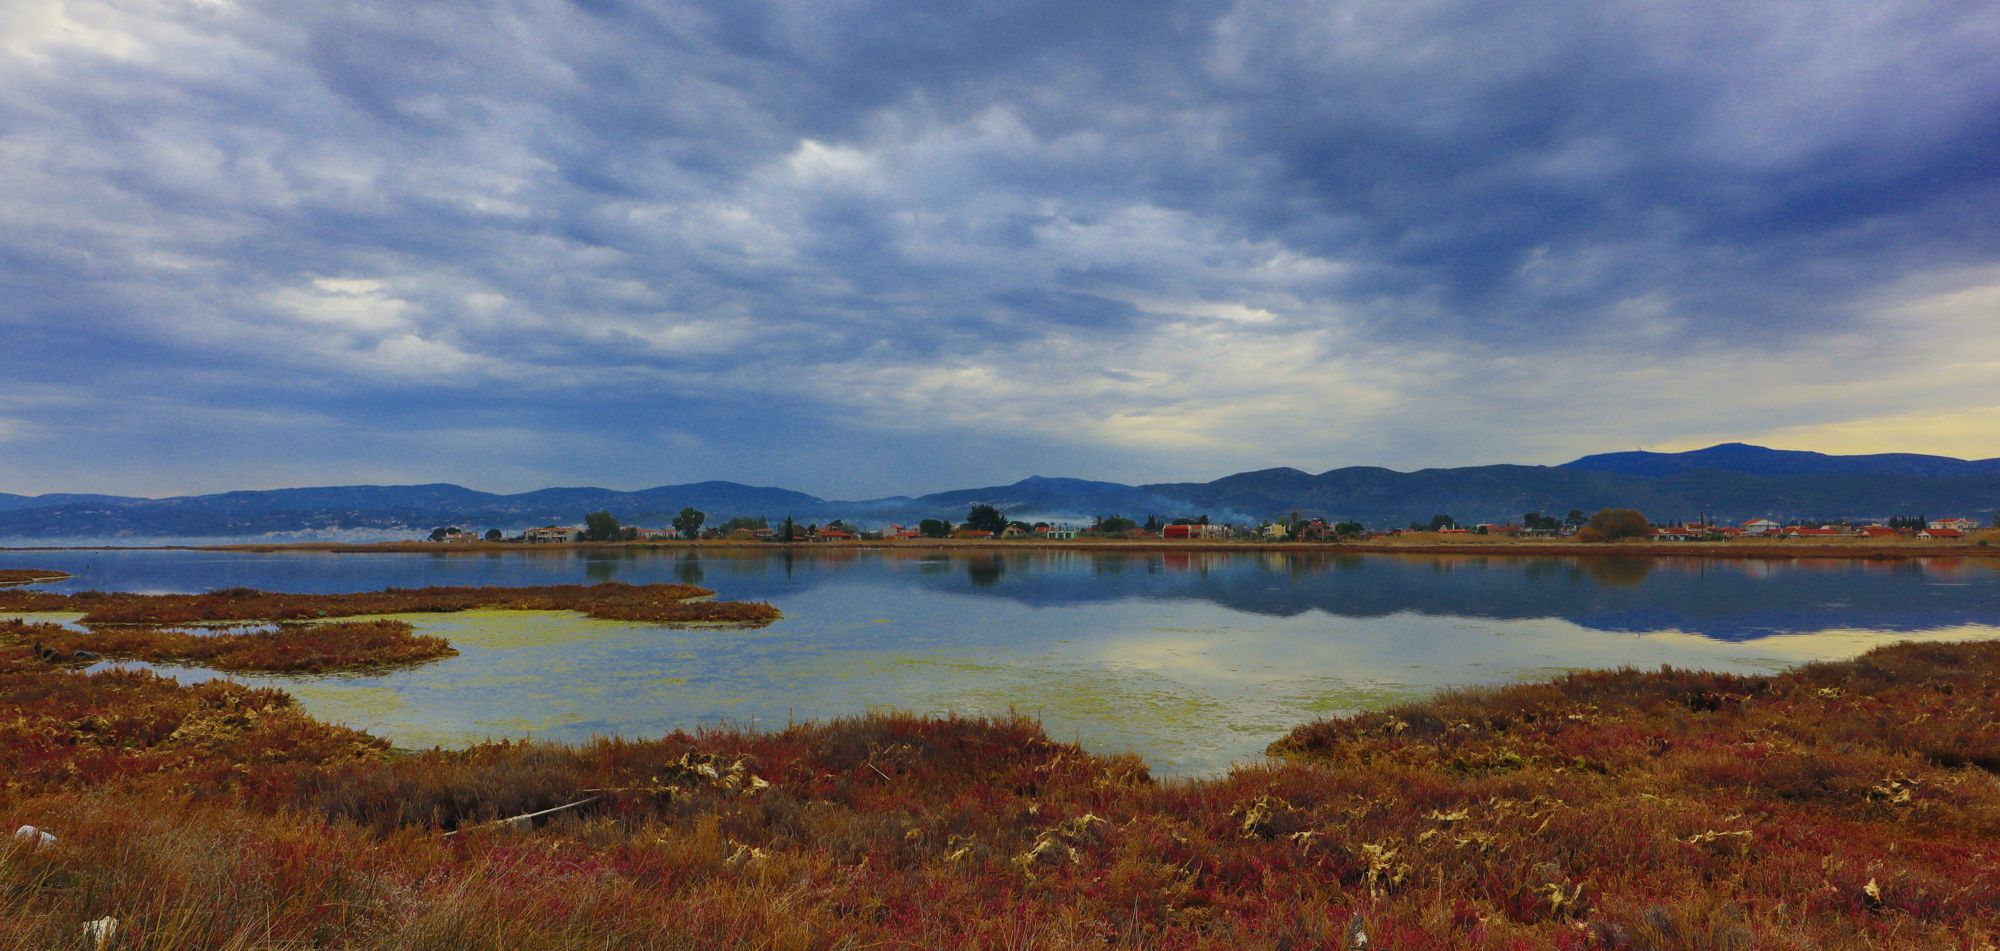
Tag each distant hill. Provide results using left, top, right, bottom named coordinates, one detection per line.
left=1562, top=443, right=2000, bottom=479
left=2, top=444, right=1995, bottom=541
left=0, top=492, right=142, bottom=514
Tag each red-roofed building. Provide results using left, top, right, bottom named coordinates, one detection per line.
left=1918, top=528, right=1964, bottom=539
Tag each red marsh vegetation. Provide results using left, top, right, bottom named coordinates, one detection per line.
left=3, top=638, right=1999, bottom=947
left=0, top=569, right=70, bottom=587
left=0, top=581, right=782, bottom=626
left=3, top=617, right=455, bottom=673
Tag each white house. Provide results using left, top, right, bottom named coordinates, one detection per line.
left=1929, top=517, right=1981, bottom=532
left=524, top=525, right=579, bottom=544
left=1740, top=518, right=1780, bottom=536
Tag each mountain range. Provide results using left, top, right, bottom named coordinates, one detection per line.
left=2, top=443, right=1995, bottom=541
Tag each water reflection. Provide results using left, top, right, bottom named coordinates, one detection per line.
left=6, top=548, right=1999, bottom=642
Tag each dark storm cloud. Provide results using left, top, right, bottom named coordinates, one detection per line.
left=1, top=0, right=1997, bottom=496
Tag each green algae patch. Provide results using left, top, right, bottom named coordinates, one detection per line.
left=279, top=684, right=409, bottom=722
left=394, top=610, right=650, bottom=650
left=0, top=611, right=89, bottom=632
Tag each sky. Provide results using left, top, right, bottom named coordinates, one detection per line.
left=3, top=0, right=1998, bottom=499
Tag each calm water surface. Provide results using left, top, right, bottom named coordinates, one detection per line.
left=5, top=547, right=1998, bottom=775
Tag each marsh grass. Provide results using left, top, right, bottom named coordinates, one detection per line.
left=0, top=582, right=782, bottom=626
left=2, top=637, right=1998, bottom=947
left=3, top=617, right=453, bottom=673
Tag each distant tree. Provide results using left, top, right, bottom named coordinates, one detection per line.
left=1198, top=514, right=1210, bottom=526
left=1334, top=520, right=1365, bottom=538
left=965, top=504, right=1007, bottom=534
left=1007, top=521, right=1031, bottom=533
left=919, top=518, right=952, bottom=538
left=484, top=528, right=503, bottom=542
left=1143, top=514, right=1161, bottom=533
left=1098, top=515, right=1138, bottom=534
left=1580, top=508, right=1650, bottom=542
left=427, top=526, right=449, bottom=542
left=1565, top=509, right=1587, bottom=528
left=580, top=511, right=622, bottom=541
left=1427, top=514, right=1458, bottom=532
left=673, top=507, right=707, bottom=539
left=717, top=515, right=767, bottom=534
left=783, top=516, right=795, bottom=543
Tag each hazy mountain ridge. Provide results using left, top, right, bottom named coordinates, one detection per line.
left=1562, top=442, right=2000, bottom=478
left=2, top=444, right=1995, bottom=540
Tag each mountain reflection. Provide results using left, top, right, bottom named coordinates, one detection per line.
left=630, top=549, right=2000, bottom=642
left=8, top=547, right=1998, bottom=643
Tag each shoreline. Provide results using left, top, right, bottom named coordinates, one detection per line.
left=5, top=536, right=1996, bottom=560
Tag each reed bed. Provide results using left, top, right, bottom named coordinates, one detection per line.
left=2, top=638, right=1998, bottom=947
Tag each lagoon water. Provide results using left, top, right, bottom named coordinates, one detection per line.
left=5, top=547, right=1999, bottom=775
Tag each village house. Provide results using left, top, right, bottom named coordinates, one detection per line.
left=1783, top=526, right=1845, bottom=538
left=999, top=525, right=1029, bottom=538
left=1740, top=518, right=1781, bottom=536
left=1918, top=527, right=1965, bottom=540
left=1032, top=523, right=1079, bottom=540
left=1930, top=517, right=1982, bottom=532
left=1856, top=525, right=1902, bottom=538
left=1163, top=523, right=1230, bottom=540
left=1296, top=519, right=1337, bottom=542
left=631, top=527, right=676, bottom=541
left=523, top=525, right=578, bottom=544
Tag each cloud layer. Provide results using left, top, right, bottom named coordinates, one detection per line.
left=4, top=0, right=1998, bottom=496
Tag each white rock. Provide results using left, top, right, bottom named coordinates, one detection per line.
left=12, top=825, right=56, bottom=850
left=83, top=916, right=119, bottom=947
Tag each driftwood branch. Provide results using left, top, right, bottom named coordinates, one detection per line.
left=442, top=796, right=600, bottom=839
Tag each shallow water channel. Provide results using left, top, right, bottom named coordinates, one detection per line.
left=6, top=547, right=2000, bottom=775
